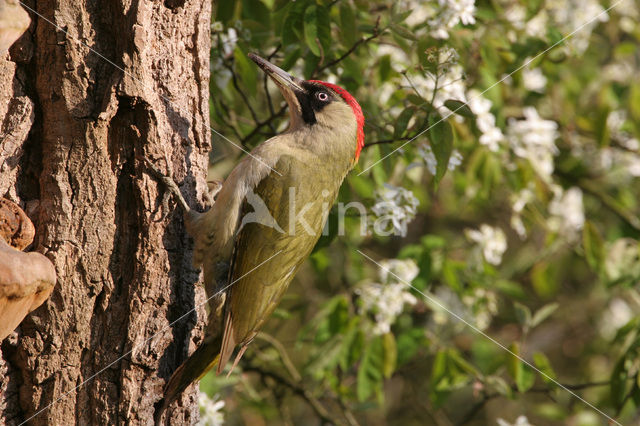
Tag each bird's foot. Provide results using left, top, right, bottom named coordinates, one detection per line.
left=204, top=179, right=223, bottom=209
left=138, top=153, right=192, bottom=215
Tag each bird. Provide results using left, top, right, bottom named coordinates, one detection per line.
left=149, top=53, right=365, bottom=417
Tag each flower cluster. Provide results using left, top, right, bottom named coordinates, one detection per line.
left=413, top=144, right=463, bottom=175
left=199, top=392, right=225, bottom=426
left=547, top=0, right=609, bottom=53
left=604, top=110, right=640, bottom=177
left=356, top=259, right=419, bottom=335
left=411, top=47, right=466, bottom=111
left=504, top=0, right=608, bottom=53
left=210, top=22, right=238, bottom=89
left=522, top=66, right=547, bottom=93
left=371, top=184, right=420, bottom=237
left=547, top=186, right=585, bottom=240
left=497, top=415, right=534, bottom=426
left=507, top=107, right=559, bottom=182
left=465, top=224, right=507, bottom=265
left=461, top=288, right=498, bottom=330
left=429, top=0, right=477, bottom=39
left=510, top=187, right=535, bottom=239
left=467, top=89, right=504, bottom=151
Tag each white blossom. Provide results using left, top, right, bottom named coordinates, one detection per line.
left=504, top=4, right=526, bottom=30
left=497, top=415, right=534, bottom=426
left=465, top=224, right=507, bottom=265
left=467, top=89, right=504, bottom=151
left=600, top=297, right=634, bottom=338
left=547, top=0, right=608, bottom=53
left=377, top=44, right=411, bottom=72
left=412, top=65, right=466, bottom=111
left=405, top=3, right=432, bottom=27
left=502, top=4, right=547, bottom=39
left=616, top=0, right=640, bottom=32
left=608, top=109, right=640, bottom=154
left=378, top=258, right=420, bottom=284
left=210, top=26, right=239, bottom=89
left=199, top=392, right=225, bottom=426
left=430, top=0, right=476, bottom=39
left=461, top=288, right=498, bottom=330
left=524, top=11, right=548, bottom=39
left=357, top=259, right=419, bottom=335
left=603, top=58, right=636, bottom=83
left=371, top=184, right=420, bottom=237
left=507, top=107, right=559, bottom=181
left=548, top=186, right=584, bottom=239
left=604, top=238, right=640, bottom=286
left=415, top=145, right=463, bottom=175
left=510, top=188, right=535, bottom=239
left=522, top=67, right=547, bottom=93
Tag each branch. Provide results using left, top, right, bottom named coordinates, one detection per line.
left=312, top=17, right=382, bottom=78
left=243, top=363, right=346, bottom=426
left=240, top=104, right=288, bottom=145
left=255, top=332, right=301, bottom=382
left=457, top=380, right=612, bottom=426
left=263, top=44, right=282, bottom=122
left=364, top=137, right=411, bottom=148
left=222, top=58, right=262, bottom=127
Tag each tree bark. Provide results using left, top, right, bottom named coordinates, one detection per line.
left=0, top=1, right=211, bottom=424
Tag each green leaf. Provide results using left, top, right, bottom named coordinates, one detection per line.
left=382, top=332, right=397, bottom=378
left=304, top=5, right=321, bottom=56
left=513, top=301, right=532, bottom=329
left=378, top=55, right=392, bottom=82
left=272, top=0, right=290, bottom=12
left=216, top=0, right=237, bottom=23
left=234, top=47, right=258, bottom=96
left=630, top=82, right=640, bottom=121
left=339, top=3, right=357, bottom=46
left=531, top=303, right=559, bottom=328
left=303, top=4, right=330, bottom=58
left=508, top=343, right=536, bottom=392
left=282, top=2, right=305, bottom=47
left=357, top=337, right=385, bottom=401
left=444, top=99, right=475, bottom=118
left=428, top=114, right=454, bottom=184
left=611, top=356, right=630, bottom=409
left=390, top=23, right=418, bottom=41
left=533, top=352, right=557, bottom=384
left=391, top=6, right=413, bottom=24
left=394, top=107, right=414, bottom=139
left=583, top=221, right=604, bottom=272
left=242, top=0, right=270, bottom=26
left=338, top=321, right=361, bottom=370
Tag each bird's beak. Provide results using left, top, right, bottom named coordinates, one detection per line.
left=249, top=53, right=305, bottom=127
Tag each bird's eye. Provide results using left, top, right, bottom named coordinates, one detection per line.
left=316, top=91, right=329, bottom=102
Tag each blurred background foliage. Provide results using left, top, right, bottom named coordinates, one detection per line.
left=200, top=0, right=640, bottom=424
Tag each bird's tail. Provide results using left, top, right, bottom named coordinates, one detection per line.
left=154, top=335, right=222, bottom=425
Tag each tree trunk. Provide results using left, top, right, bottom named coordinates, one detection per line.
left=0, top=1, right=211, bottom=424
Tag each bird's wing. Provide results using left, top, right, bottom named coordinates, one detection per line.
left=216, top=154, right=337, bottom=373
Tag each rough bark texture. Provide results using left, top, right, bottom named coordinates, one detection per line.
left=0, top=1, right=211, bottom=424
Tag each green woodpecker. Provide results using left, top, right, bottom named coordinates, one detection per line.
left=153, top=53, right=365, bottom=414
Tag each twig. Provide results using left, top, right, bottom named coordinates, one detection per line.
left=311, top=37, right=326, bottom=77
left=222, top=57, right=262, bottom=127
left=313, top=17, right=382, bottom=78
left=244, top=364, right=346, bottom=426
left=241, top=104, right=288, bottom=145
left=457, top=380, right=613, bottom=425
left=364, top=137, right=411, bottom=148
left=263, top=44, right=282, bottom=119
left=255, top=332, right=302, bottom=382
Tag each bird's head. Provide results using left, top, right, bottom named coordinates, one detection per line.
left=248, top=53, right=365, bottom=162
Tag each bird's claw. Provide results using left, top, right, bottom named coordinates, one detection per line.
left=138, top=154, right=192, bottom=214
